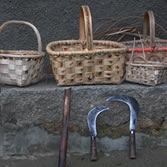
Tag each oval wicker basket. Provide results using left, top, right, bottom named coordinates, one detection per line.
left=123, top=11, right=167, bottom=86
left=46, top=6, right=127, bottom=86
left=0, top=20, right=45, bottom=86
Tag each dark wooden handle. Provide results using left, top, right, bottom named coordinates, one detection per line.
left=90, top=136, right=97, bottom=161
left=129, top=130, right=136, bottom=159
left=58, top=88, right=71, bottom=167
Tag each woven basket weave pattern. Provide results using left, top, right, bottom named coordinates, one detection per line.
left=124, top=11, right=167, bottom=86
left=0, top=56, right=43, bottom=86
left=0, top=20, right=45, bottom=86
left=50, top=49, right=125, bottom=85
left=126, top=65, right=167, bottom=85
left=47, top=6, right=127, bottom=86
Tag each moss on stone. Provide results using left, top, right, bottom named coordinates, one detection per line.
left=39, top=118, right=167, bottom=138
left=97, top=123, right=129, bottom=139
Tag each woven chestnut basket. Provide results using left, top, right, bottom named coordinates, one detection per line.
left=123, top=11, right=167, bottom=86
left=46, top=6, right=127, bottom=86
left=0, top=20, right=45, bottom=86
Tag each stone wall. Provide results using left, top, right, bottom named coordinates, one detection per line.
left=0, top=80, right=167, bottom=156
left=0, top=0, right=167, bottom=157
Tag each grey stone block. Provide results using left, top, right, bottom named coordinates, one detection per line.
left=0, top=0, right=167, bottom=157
left=1, top=79, right=167, bottom=129
left=0, top=78, right=167, bottom=156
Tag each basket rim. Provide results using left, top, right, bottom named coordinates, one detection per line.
left=46, top=39, right=127, bottom=56
left=0, top=50, right=45, bottom=58
left=123, top=39, right=167, bottom=47
left=126, top=61, right=167, bottom=68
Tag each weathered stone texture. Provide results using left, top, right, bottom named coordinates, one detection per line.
left=0, top=0, right=167, bottom=157
left=0, top=79, right=167, bottom=156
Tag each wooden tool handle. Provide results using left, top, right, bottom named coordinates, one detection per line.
left=90, top=136, right=97, bottom=161
left=58, top=88, right=71, bottom=167
left=129, top=130, right=136, bottom=159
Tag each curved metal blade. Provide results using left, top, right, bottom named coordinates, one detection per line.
left=87, top=106, right=109, bottom=137
left=106, top=95, right=139, bottom=131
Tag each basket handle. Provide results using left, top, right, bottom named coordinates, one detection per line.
left=79, top=6, right=93, bottom=50
left=0, top=20, right=42, bottom=56
left=143, top=11, right=155, bottom=48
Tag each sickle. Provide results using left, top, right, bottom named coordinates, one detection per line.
left=106, top=95, right=139, bottom=159
left=87, top=106, right=109, bottom=161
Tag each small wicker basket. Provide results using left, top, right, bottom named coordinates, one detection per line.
left=46, top=6, right=127, bottom=86
left=0, top=20, right=45, bottom=86
left=124, top=11, right=167, bottom=86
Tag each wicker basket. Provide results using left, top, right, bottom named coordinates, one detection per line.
left=46, top=6, right=127, bottom=86
left=0, top=20, right=45, bottom=86
left=124, top=11, right=167, bottom=86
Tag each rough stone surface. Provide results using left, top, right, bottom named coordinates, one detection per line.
left=1, top=79, right=167, bottom=156
left=1, top=79, right=167, bottom=127
left=1, top=0, right=167, bottom=157
left=1, top=79, right=167, bottom=133
left=0, top=147, right=167, bottom=167
left=0, top=126, right=167, bottom=156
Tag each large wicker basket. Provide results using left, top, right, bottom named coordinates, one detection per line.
left=46, top=6, right=127, bottom=86
left=124, top=11, right=167, bottom=86
left=0, top=20, right=45, bottom=86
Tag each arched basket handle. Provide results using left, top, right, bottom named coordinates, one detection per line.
left=79, top=6, right=93, bottom=50
left=143, top=11, right=156, bottom=48
left=0, top=20, right=42, bottom=56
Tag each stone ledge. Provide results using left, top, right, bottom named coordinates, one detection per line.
left=0, top=78, right=167, bottom=156
left=1, top=77, right=167, bottom=129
